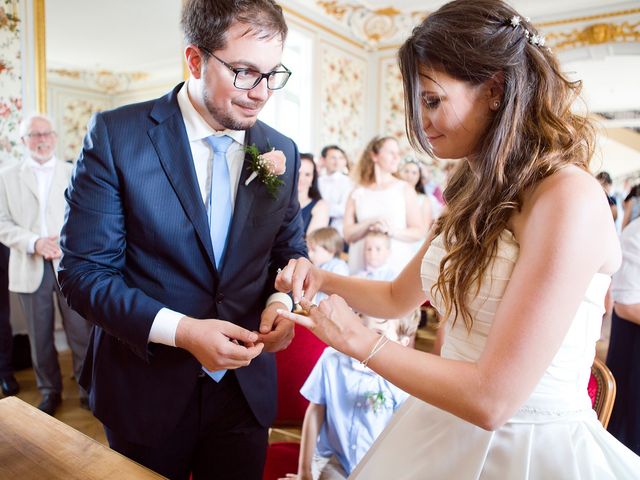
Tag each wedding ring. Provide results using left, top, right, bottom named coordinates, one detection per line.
left=293, top=303, right=317, bottom=316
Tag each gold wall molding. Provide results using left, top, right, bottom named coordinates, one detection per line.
left=48, top=68, right=150, bottom=94
left=545, top=20, right=640, bottom=51
left=315, top=1, right=424, bottom=48
left=282, top=4, right=364, bottom=48
left=308, top=3, right=640, bottom=51
left=364, top=11, right=640, bottom=53
left=34, top=0, right=46, bottom=113
left=536, top=8, right=640, bottom=28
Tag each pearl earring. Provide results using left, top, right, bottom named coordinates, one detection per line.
left=492, top=100, right=501, bottom=110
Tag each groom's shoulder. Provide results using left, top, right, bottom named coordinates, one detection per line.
left=95, top=84, right=181, bottom=125
left=254, top=120, right=296, bottom=150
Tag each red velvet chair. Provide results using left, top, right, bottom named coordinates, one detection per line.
left=263, top=324, right=326, bottom=480
left=587, top=356, right=616, bottom=428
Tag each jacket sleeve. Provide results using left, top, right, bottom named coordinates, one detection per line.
left=58, top=112, right=164, bottom=362
left=264, top=138, right=308, bottom=298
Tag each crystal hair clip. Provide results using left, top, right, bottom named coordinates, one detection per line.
left=509, top=15, right=547, bottom=48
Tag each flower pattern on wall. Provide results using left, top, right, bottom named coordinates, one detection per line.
left=62, top=98, right=109, bottom=161
left=319, top=44, right=366, bottom=164
left=0, top=1, right=23, bottom=166
left=379, top=57, right=412, bottom=157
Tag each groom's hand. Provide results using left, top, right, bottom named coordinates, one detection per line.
left=175, top=316, right=264, bottom=371
left=257, top=302, right=295, bottom=353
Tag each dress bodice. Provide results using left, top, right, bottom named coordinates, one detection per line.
left=421, top=230, right=610, bottom=418
left=348, top=181, right=414, bottom=275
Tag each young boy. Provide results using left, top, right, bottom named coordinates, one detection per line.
left=290, top=317, right=409, bottom=480
left=307, top=227, right=349, bottom=302
left=355, top=231, right=396, bottom=281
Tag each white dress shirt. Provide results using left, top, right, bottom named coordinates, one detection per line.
left=149, top=82, right=291, bottom=346
left=612, top=217, right=640, bottom=305
left=318, top=171, right=353, bottom=236
left=26, top=155, right=56, bottom=253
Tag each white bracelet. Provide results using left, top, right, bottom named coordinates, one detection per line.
left=360, top=335, right=390, bottom=368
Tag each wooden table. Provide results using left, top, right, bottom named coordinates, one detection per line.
left=0, top=396, right=165, bottom=479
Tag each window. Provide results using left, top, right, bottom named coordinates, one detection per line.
left=259, top=26, right=313, bottom=153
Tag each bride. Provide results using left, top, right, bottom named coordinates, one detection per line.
left=275, top=0, right=640, bottom=477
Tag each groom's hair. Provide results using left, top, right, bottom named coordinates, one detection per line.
left=181, top=0, right=287, bottom=53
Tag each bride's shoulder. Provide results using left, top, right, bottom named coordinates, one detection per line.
left=512, top=165, right=614, bottom=242
left=526, top=165, right=603, bottom=211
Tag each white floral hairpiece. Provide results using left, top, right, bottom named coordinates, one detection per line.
left=508, top=15, right=548, bottom=49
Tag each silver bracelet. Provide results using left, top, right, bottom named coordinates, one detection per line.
left=360, top=335, right=390, bottom=368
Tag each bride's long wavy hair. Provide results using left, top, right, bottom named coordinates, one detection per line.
left=398, top=0, right=595, bottom=330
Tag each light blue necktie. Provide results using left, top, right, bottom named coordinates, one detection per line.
left=203, top=134, right=234, bottom=382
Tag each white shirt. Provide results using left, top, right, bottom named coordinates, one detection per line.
left=612, top=217, right=640, bottom=305
left=318, top=172, right=353, bottom=236
left=176, top=82, right=246, bottom=206
left=149, top=83, right=291, bottom=346
left=26, top=155, right=57, bottom=253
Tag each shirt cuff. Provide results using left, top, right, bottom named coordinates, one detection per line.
left=266, top=292, right=293, bottom=311
left=148, top=308, right=184, bottom=347
left=27, top=235, right=39, bottom=254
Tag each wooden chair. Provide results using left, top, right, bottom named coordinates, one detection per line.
left=587, top=357, right=616, bottom=428
left=263, top=324, right=326, bottom=480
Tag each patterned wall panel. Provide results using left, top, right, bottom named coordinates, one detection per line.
left=378, top=56, right=412, bottom=157
left=319, top=42, right=367, bottom=164
left=48, top=77, right=174, bottom=162
left=0, top=1, right=23, bottom=167
left=60, top=97, right=110, bottom=161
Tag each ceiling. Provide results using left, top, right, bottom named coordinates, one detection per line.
left=45, top=0, right=640, bottom=71
left=43, top=0, right=640, bottom=142
left=46, top=0, right=183, bottom=74
left=316, top=0, right=628, bottom=18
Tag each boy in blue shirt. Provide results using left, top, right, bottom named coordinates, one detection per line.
left=283, top=317, right=409, bottom=479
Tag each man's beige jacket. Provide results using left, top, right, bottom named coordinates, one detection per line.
left=0, top=160, right=73, bottom=293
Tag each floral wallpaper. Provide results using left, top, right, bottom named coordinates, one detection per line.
left=319, top=43, right=366, bottom=164
left=379, top=57, right=412, bottom=157
left=0, top=1, right=23, bottom=166
left=60, top=97, right=109, bottom=161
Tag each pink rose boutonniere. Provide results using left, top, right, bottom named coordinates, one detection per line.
left=243, top=144, right=286, bottom=199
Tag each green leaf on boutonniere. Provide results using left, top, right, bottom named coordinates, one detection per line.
left=244, top=143, right=285, bottom=199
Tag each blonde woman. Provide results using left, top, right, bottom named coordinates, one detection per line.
left=343, top=136, right=425, bottom=275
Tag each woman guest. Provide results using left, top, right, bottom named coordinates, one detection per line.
left=398, top=157, right=438, bottom=225
left=275, top=0, right=640, bottom=477
left=299, top=153, right=329, bottom=236
left=343, top=137, right=425, bottom=276
left=621, top=183, right=640, bottom=230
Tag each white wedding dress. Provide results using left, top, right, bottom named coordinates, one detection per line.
left=350, top=230, right=640, bottom=479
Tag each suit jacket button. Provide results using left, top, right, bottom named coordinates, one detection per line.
left=216, top=293, right=224, bottom=304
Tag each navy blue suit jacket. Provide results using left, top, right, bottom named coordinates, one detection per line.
left=59, top=83, right=307, bottom=446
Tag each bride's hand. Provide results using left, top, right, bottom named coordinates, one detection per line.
left=275, top=257, right=324, bottom=303
left=276, top=297, right=374, bottom=360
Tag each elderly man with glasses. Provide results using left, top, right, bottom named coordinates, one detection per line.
left=0, top=114, right=92, bottom=416
left=58, top=1, right=307, bottom=478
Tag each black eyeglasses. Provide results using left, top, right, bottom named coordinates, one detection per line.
left=199, top=46, right=292, bottom=91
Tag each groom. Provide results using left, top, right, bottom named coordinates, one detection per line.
left=58, top=1, right=306, bottom=478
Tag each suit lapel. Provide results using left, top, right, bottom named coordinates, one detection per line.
left=19, top=163, right=39, bottom=203
left=148, top=95, right=217, bottom=272
left=223, top=124, right=269, bottom=271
